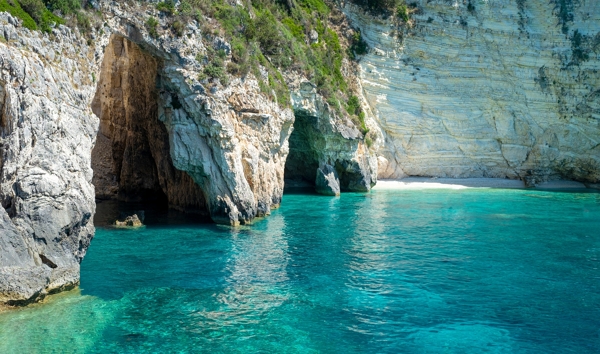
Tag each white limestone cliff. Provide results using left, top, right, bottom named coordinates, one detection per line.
left=345, top=0, right=600, bottom=185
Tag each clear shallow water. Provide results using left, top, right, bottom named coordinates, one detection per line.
left=1, top=188, right=600, bottom=353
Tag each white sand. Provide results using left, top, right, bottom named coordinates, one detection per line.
left=373, top=177, right=592, bottom=190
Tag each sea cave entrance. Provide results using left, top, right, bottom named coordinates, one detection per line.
left=284, top=110, right=374, bottom=195
left=283, top=112, right=322, bottom=190
left=90, top=35, right=207, bottom=221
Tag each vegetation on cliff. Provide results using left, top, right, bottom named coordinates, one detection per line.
left=351, top=0, right=408, bottom=17
left=0, top=0, right=371, bottom=135
left=0, top=0, right=91, bottom=33
left=150, top=0, right=369, bottom=133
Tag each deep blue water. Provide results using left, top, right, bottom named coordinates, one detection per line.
left=1, top=188, right=599, bottom=353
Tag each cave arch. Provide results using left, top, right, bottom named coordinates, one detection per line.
left=284, top=110, right=375, bottom=194
left=91, top=35, right=207, bottom=215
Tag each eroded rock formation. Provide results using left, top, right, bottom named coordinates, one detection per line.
left=91, top=35, right=206, bottom=214
left=0, top=13, right=97, bottom=304
left=315, top=164, right=341, bottom=196
left=285, top=79, right=377, bottom=193
left=89, top=1, right=300, bottom=225
left=345, top=0, right=600, bottom=185
left=5, top=0, right=599, bottom=307
left=0, top=0, right=372, bottom=305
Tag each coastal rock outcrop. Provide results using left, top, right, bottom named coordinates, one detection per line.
left=0, top=13, right=97, bottom=304
left=286, top=78, right=377, bottom=192
left=345, top=0, right=600, bottom=185
left=91, top=35, right=207, bottom=214
left=91, top=2, right=298, bottom=225
left=92, top=0, right=376, bottom=224
left=0, top=0, right=379, bottom=305
left=114, top=214, right=143, bottom=228
left=11, top=0, right=599, bottom=307
left=0, top=0, right=368, bottom=305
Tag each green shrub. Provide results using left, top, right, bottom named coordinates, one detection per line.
left=0, top=0, right=65, bottom=33
left=172, top=19, right=185, bottom=36
left=297, top=0, right=329, bottom=16
left=19, top=0, right=45, bottom=23
left=146, top=16, right=159, bottom=38
left=75, top=10, right=90, bottom=33
left=204, top=62, right=226, bottom=82
left=349, top=29, right=368, bottom=58
left=0, top=0, right=38, bottom=30
left=396, top=2, right=408, bottom=22
left=358, top=111, right=369, bottom=134
left=230, top=37, right=247, bottom=62
left=327, top=96, right=341, bottom=112
left=200, top=47, right=229, bottom=85
left=44, top=0, right=80, bottom=14
left=347, top=95, right=369, bottom=134
left=249, top=10, right=284, bottom=56
left=156, top=0, right=175, bottom=14
left=171, top=0, right=361, bottom=112
left=347, top=95, right=361, bottom=115
left=282, top=17, right=303, bottom=42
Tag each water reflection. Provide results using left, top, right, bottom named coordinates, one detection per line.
left=343, top=193, right=449, bottom=349
left=190, top=214, right=291, bottom=331
left=1, top=188, right=599, bottom=353
left=221, top=214, right=290, bottom=311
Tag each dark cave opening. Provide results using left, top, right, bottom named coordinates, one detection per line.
left=284, top=111, right=372, bottom=194
left=284, top=112, right=321, bottom=190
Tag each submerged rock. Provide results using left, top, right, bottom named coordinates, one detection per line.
left=315, top=165, right=341, bottom=196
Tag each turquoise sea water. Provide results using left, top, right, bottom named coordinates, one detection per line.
left=1, top=188, right=599, bottom=353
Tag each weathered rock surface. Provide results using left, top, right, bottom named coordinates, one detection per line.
left=286, top=77, right=377, bottom=192
left=0, top=13, right=97, bottom=304
left=0, top=0, right=375, bottom=305
left=345, top=0, right=600, bottom=185
left=315, top=164, right=341, bottom=196
left=92, top=35, right=207, bottom=214
left=115, top=214, right=143, bottom=227
left=91, top=1, right=300, bottom=225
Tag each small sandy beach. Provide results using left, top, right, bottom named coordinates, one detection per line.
left=373, top=177, right=593, bottom=190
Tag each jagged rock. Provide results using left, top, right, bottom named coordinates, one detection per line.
left=0, top=13, right=97, bottom=305
left=115, top=214, right=143, bottom=227
left=89, top=3, right=301, bottom=225
left=315, top=165, right=341, bottom=196
left=0, top=0, right=374, bottom=306
left=91, top=35, right=207, bottom=213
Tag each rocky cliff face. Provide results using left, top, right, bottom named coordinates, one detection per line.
left=92, top=0, right=375, bottom=224
left=93, top=3, right=296, bottom=225
left=0, top=13, right=97, bottom=304
left=345, top=0, right=600, bottom=185
left=286, top=77, right=377, bottom=192
left=0, top=0, right=375, bottom=304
